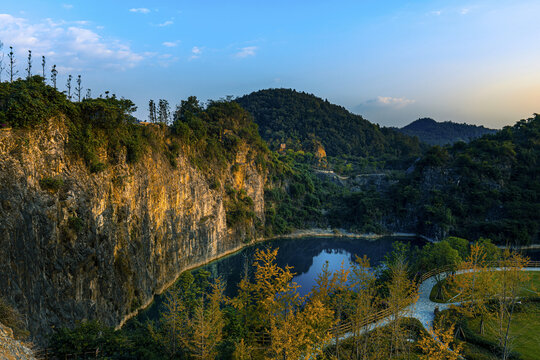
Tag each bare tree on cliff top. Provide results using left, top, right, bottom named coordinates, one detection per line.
left=41, top=56, right=46, bottom=79
left=75, top=75, right=82, bottom=102
left=66, top=74, right=72, bottom=100
left=51, top=64, right=58, bottom=89
left=8, top=46, right=18, bottom=83
left=25, top=50, right=32, bottom=79
left=0, top=42, right=5, bottom=83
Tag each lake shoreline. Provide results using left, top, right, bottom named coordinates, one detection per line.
left=268, top=228, right=419, bottom=240
left=119, top=229, right=423, bottom=329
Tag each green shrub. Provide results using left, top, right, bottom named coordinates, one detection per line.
left=68, top=216, right=84, bottom=233
left=39, top=176, right=64, bottom=191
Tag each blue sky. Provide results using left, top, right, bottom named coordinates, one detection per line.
left=1, top=1, right=539, bottom=127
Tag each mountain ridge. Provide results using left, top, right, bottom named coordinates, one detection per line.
left=398, top=117, right=498, bottom=145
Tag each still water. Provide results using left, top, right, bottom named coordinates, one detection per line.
left=133, top=236, right=425, bottom=323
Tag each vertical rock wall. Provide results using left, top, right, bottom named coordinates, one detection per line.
left=0, top=119, right=266, bottom=342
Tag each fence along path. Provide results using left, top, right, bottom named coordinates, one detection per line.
left=330, top=259, right=540, bottom=337
left=35, top=261, right=540, bottom=358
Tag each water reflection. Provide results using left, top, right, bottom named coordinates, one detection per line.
left=133, top=236, right=424, bottom=323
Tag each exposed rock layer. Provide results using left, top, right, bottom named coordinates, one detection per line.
left=0, top=119, right=266, bottom=343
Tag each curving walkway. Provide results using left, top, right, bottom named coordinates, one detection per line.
left=335, top=266, right=540, bottom=340
left=408, top=267, right=540, bottom=330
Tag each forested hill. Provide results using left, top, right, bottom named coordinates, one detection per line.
left=236, top=89, right=424, bottom=165
left=396, top=114, right=540, bottom=244
left=398, top=118, right=497, bottom=145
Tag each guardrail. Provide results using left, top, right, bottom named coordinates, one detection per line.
left=329, top=259, right=540, bottom=337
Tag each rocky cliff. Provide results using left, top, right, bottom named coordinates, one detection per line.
left=0, top=118, right=266, bottom=343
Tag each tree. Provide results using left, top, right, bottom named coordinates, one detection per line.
left=158, top=99, right=170, bottom=125
left=8, top=46, right=18, bottom=83
left=188, top=280, right=225, bottom=360
left=174, top=96, right=203, bottom=123
left=417, top=319, right=463, bottom=360
left=66, top=74, right=72, bottom=100
left=75, top=75, right=82, bottom=102
left=41, top=55, right=46, bottom=78
left=446, top=236, right=469, bottom=259
left=419, top=240, right=461, bottom=300
left=232, top=339, right=253, bottom=360
left=160, top=286, right=189, bottom=358
left=347, top=255, right=379, bottom=359
left=493, top=250, right=530, bottom=360
left=26, top=50, right=32, bottom=78
left=86, top=88, right=91, bottom=99
left=51, top=64, right=58, bottom=89
left=447, top=242, right=495, bottom=335
left=387, top=257, right=418, bottom=358
left=231, top=248, right=299, bottom=352
left=310, top=260, right=350, bottom=360
left=0, top=42, right=5, bottom=82
left=269, top=297, right=334, bottom=360
left=148, top=100, right=157, bottom=123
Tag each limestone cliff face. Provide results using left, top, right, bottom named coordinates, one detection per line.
left=0, top=119, right=266, bottom=342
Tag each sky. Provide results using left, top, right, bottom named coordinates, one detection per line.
left=1, top=0, right=539, bottom=128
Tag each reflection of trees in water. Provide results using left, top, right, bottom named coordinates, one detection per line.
left=210, top=236, right=424, bottom=297
left=133, top=236, right=425, bottom=323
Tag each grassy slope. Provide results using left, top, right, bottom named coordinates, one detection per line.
left=429, top=271, right=540, bottom=303
left=468, top=302, right=540, bottom=360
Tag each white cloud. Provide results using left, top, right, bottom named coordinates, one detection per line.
left=375, top=96, right=416, bottom=108
left=129, top=8, right=150, bottom=14
left=157, top=20, right=173, bottom=27
left=162, top=41, right=179, bottom=47
left=461, top=8, right=470, bottom=15
left=235, top=46, right=257, bottom=58
left=189, top=46, right=201, bottom=60
left=431, top=10, right=442, bottom=16
left=0, top=13, right=143, bottom=71
left=62, top=4, right=73, bottom=9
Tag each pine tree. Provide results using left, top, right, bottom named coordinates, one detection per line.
left=51, top=65, right=58, bottom=89
left=8, top=46, right=18, bottom=83
left=148, top=100, right=157, bottom=123
left=86, top=89, right=91, bottom=100
left=26, top=50, right=32, bottom=78
left=158, top=99, right=170, bottom=124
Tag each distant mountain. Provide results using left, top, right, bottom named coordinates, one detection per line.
left=398, top=118, right=497, bottom=145
left=236, top=89, right=423, bottom=166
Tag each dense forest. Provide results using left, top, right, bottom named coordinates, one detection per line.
left=398, top=118, right=497, bottom=146
left=398, top=115, right=540, bottom=244
left=236, top=89, right=425, bottom=170
left=2, top=78, right=537, bottom=245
